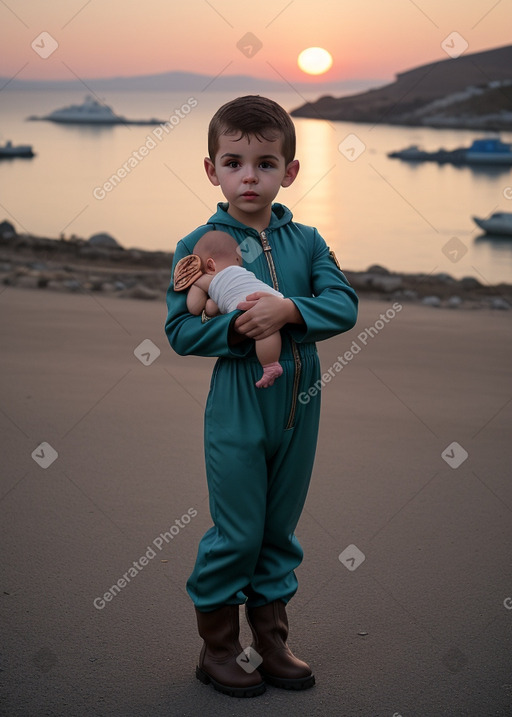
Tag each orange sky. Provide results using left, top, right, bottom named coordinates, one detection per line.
left=0, top=0, right=510, bottom=84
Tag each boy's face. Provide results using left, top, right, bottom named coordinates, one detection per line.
left=204, top=132, right=299, bottom=230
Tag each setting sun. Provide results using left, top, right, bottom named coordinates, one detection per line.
left=297, top=47, right=333, bottom=75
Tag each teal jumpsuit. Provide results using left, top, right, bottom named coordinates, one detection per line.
left=165, top=203, right=358, bottom=612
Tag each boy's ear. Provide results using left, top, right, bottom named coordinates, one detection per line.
left=281, top=159, right=300, bottom=188
left=204, top=157, right=220, bottom=186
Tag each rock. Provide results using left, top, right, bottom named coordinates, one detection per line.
left=88, top=277, right=104, bottom=291
left=447, top=296, right=462, bottom=308
left=460, top=276, right=481, bottom=290
left=436, top=272, right=456, bottom=284
left=79, top=247, right=105, bottom=260
left=490, top=297, right=510, bottom=310
left=370, top=275, right=403, bottom=292
left=15, top=275, right=40, bottom=290
left=39, top=270, right=65, bottom=283
left=63, top=279, right=82, bottom=292
left=366, top=264, right=390, bottom=275
left=422, top=295, right=441, bottom=307
left=347, top=272, right=403, bottom=292
left=124, top=284, right=159, bottom=300
left=344, top=273, right=371, bottom=290
left=14, top=234, right=35, bottom=249
left=87, top=232, right=122, bottom=249
left=0, top=220, right=16, bottom=239
left=46, top=280, right=69, bottom=292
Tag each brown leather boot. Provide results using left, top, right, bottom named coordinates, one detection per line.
left=195, top=605, right=266, bottom=698
left=245, top=600, right=315, bottom=690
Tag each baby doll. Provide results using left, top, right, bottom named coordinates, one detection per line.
left=174, top=230, right=284, bottom=388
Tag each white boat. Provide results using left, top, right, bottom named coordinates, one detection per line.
left=28, top=95, right=164, bottom=125
left=0, top=140, right=34, bottom=158
left=473, top=212, right=512, bottom=236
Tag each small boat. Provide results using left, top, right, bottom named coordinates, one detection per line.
left=387, top=145, right=429, bottom=161
left=472, top=212, right=512, bottom=236
left=388, top=144, right=466, bottom=164
left=465, top=138, right=512, bottom=165
left=389, top=137, right=512, bottom=166
left=0, top=140, right=35, bottom=158
left=28, top=95, right=165, bottom=125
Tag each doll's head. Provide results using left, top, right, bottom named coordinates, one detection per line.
left=194, top=231, right=243, bottom=274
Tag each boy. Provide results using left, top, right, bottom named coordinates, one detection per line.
left=165, top=95, right=358, bottom=698
left=173, top=230, right=285, bottom=388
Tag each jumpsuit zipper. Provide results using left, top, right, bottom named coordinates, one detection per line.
left=260, top=230, right=302, bottom=430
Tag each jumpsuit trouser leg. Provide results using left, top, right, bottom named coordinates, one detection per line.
left=187, top=346, right=321, bottom=612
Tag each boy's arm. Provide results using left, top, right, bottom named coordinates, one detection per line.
left=165, top=238, right=253, bottom=358
left=234, top=231, right=358, bottom=344
left=287, top=230, right=358, bottom=343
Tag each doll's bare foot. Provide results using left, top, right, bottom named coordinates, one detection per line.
left=255, top=362, right=283, bottom=388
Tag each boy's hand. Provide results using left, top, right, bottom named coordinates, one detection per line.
left=235, top=293, right=304, bottom=340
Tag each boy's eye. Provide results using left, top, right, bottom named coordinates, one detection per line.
left=260, top=161, right=274, bottom=169
left=226, top=160, right=239, bottom=168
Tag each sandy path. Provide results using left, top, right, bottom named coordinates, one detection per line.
left=1, top=287, right=511, bottom=716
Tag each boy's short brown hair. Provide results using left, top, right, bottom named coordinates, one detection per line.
left=207, top=95, right=296, bottom=165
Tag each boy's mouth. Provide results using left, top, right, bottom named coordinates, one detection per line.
left=241, top=191, right=259, bottom=198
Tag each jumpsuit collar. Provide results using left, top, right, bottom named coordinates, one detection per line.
left=208, top=202, right=293, bottom=234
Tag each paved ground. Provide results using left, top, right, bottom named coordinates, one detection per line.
left=1, top=288, right=511, bottom=716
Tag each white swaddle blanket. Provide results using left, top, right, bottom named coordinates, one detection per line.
left=208, top=265, right=283, bottom=314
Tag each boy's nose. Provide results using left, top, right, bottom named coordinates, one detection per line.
left=242, top=168, right=258, bottom=183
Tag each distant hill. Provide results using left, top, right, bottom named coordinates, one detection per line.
left=0, top=70, right=381, bottom=96
left=290, top=44, right=512, bottom=130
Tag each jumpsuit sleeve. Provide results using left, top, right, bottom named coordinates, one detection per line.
left=287, top=229, right=358, bottom=344
left=165, top=238, right=253, bottom=358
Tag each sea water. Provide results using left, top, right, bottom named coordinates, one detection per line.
left=1, top=88, right=511, bottom=284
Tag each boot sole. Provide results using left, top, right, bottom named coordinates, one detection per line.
left=258, top=668, right=316, bottom=690
left=195, top=666, right=266, bottom=698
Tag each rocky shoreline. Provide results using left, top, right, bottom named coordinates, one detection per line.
left=1, top=226, right=511, bottom=311
left=290, top=45, right=512, bottom=132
